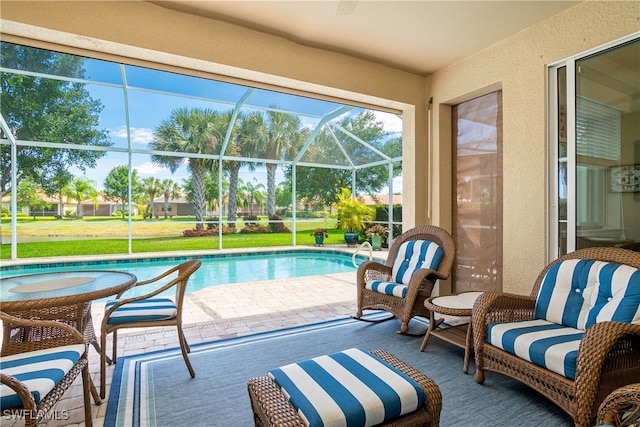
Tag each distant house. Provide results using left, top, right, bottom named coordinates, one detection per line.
left=361, top=194, right=402, bottom=206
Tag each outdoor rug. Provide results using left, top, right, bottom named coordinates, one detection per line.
left=105, top=314, right=574, bottom=426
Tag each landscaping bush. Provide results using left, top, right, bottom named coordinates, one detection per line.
left=239, top=224, right=270, bottom=234
left=242, top=214, right=259, bottom=226
left=268, top=215, right=290, bottom=233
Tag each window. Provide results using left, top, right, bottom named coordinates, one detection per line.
left=549, top=35, right=640, bottom=258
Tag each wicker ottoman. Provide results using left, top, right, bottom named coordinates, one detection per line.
left=247, top=348, right=442, bottom=427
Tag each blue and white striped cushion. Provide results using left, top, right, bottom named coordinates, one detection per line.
left=488, top=319, right=583, bottom=380
left=0, top=344, right=85, bottom=410
left=106, top=297, right=177, bottom=325
left=535, top=260, right=640, bottom=329
left=391, top=240, right=443, bottom=285
left=365, top=281, right=408, bottom=298
left=268, top=347, right=425, bottom=427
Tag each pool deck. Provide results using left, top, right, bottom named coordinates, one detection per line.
left=2, top=245, right=388, bottom=426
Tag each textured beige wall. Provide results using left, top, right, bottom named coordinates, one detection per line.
left=0, top=0, right=429, bottom=228
left=426, top=1, right=640, bottom=294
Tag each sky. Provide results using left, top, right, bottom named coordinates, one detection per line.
left=71, top=59, right=403, bottom=194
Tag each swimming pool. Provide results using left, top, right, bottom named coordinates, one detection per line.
left=1, top=250, right=364, bottom=299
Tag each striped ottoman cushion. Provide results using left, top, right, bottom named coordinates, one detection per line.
left=535, top=259, right=640, bottom=329
left=488, top=319, right=583, bottom=380
left=268, top=347, right=425, bottom=427
left=0, top=344, right=85, bottom=409
left=391, top=240, right=443, bottom=285
left=106, top=297, right=177, bottom=325
left=365, top=281, right=408, bottom=298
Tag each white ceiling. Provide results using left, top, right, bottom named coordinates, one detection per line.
left=152, top=0, right=581, bottom=75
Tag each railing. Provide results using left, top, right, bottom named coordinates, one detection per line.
left=352, top=241, right=373, bottom=267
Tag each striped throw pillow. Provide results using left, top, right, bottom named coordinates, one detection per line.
left=268, top=347, right=425, bottom=427
left=105, top=297, right=178, bottom=325
left=0, top=344, right=85, bottom=409
left=391, top=240, right=444, bottom=285
left=535, top=259, right=640, bottom=329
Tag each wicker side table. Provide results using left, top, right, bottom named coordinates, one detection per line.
left=420, top=291, right=483, bottom=374
left=247, top=349, right=442, bottom=427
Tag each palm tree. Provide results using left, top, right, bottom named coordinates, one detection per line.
left=151, top=108, right=221, bottom=230
left=160, top=179, right=181, bottom=219
left=240, top=178, right=266, bottom=215
left=63, top=177, right=99, bottom=218
left=142, top=176, right=162, bottom=219
left=223, top=110, right=261, bottom=227
left=253, top=109, right=308, bottom=217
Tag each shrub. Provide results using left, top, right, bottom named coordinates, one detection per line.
left=268, top=215, right=290, bottom=233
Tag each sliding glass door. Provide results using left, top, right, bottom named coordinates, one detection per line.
left=550, top=35, right=640, bottom=257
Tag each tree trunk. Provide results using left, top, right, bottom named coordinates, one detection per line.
left=266, top=163, right=277, bottom=217
left=228, top=164, right=240, bottom=227
left=191, top=163, right=207, bottom=230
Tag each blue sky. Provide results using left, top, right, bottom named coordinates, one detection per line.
left=72, top=61, right=403, bottom=194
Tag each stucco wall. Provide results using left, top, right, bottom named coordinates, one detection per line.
left=426, top=1, right=640, bottom=294
left=0, top=0, right=429, bottom=228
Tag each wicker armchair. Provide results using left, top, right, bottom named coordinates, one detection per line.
left=596, top=383, right=640, bottom=427
left=354, top=225, right=455, bottom=334
left=100, top=259, right=201, bottom=399
left=472, top=247, right=640, bottom=427
left=0, top=311, right=92, bottom=427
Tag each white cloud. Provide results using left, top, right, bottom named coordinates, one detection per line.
left=110, top=126, right=155, bottom=145
left=373, top=111, right=402, bottom=134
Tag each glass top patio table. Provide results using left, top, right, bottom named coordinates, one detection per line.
left=1, top=270, right=137, bottom=310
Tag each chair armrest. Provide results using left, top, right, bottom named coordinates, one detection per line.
left=1, top=373, right=37, bottom=413
left=0, top=311, right=86, bottom=355
left=357, top=261, right=393, bottom=288
left=472, top=292, right=536, bottom=353
left=575, top=322, right=640, bottom=386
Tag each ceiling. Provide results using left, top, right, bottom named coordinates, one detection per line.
left=152, top=0, right=581, bottom=76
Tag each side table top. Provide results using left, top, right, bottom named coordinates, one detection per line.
left=428, top=291, right=483, bottom=312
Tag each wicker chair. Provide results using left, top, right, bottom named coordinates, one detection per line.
left=354, top=225, right=455, bottom=334
left=100, top=259, right=201, bottom=399
left=0, top=311, right=93, bottom=427
left=472, top=247, right=640, bottom=427
left=596, top=383, right=640, bottom=427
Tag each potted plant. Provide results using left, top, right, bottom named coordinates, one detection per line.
left=365, top=224, right=388, bottom=250
left=334, top=188, right=375, bottom=246
left=311, top=228, right=328, bottom=246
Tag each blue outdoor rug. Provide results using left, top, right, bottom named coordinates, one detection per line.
left=105, top=314, right=574, bottom=426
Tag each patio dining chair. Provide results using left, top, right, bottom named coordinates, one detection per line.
left=0, top=311, right=93, bottom=427
left=99, top=259, right=202, bottom=399
left=354, top=225, right=455, bottom=334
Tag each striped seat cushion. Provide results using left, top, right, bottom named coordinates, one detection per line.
left=0, top=344, right=85, bottom=410
left=268, top=347, right=425, bottom=427
left=105, top=297, right=177, bottom=325
left=364, top=281, right=408, bottom=298
left=535, top=259, right=640, bottom=329
left=488, top=319, right=583, bottom=380
left=391, top=240, right=443, bottom=285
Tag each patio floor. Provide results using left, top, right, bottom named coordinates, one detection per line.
left=12, top=267, right=361, bottom=426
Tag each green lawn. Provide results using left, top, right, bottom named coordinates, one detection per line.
left=0, top=217, right=345, bottom=259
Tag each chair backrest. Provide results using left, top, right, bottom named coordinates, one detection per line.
left=531, top=248, right=640, bottom=329
left=173, top=259, right=202, bottom=308
left=386, top=225, right=455, bottom=281
left=391, top=240, right=444, bottom=285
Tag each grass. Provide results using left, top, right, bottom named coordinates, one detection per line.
left=1, top=217, right=347, bottom=260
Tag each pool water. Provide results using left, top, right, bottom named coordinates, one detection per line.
left=1, top=251, right=360, bottom=299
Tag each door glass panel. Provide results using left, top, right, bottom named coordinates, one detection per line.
left=575, top=39, right=640, bottom=251
left=452, top=91, right=503, bottom=293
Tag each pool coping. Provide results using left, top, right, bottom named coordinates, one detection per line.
left=0, top=245, right=388, bottom=272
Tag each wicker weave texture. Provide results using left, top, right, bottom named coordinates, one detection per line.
left=247, top=349, right=442, bottom=427
left=0, top=311, right=93, bottom=427
left=355, top=225, right=455, bottom=334
left=472, top=247, right=640, bottom=427
left=597, top=383, right=640, bottom=427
